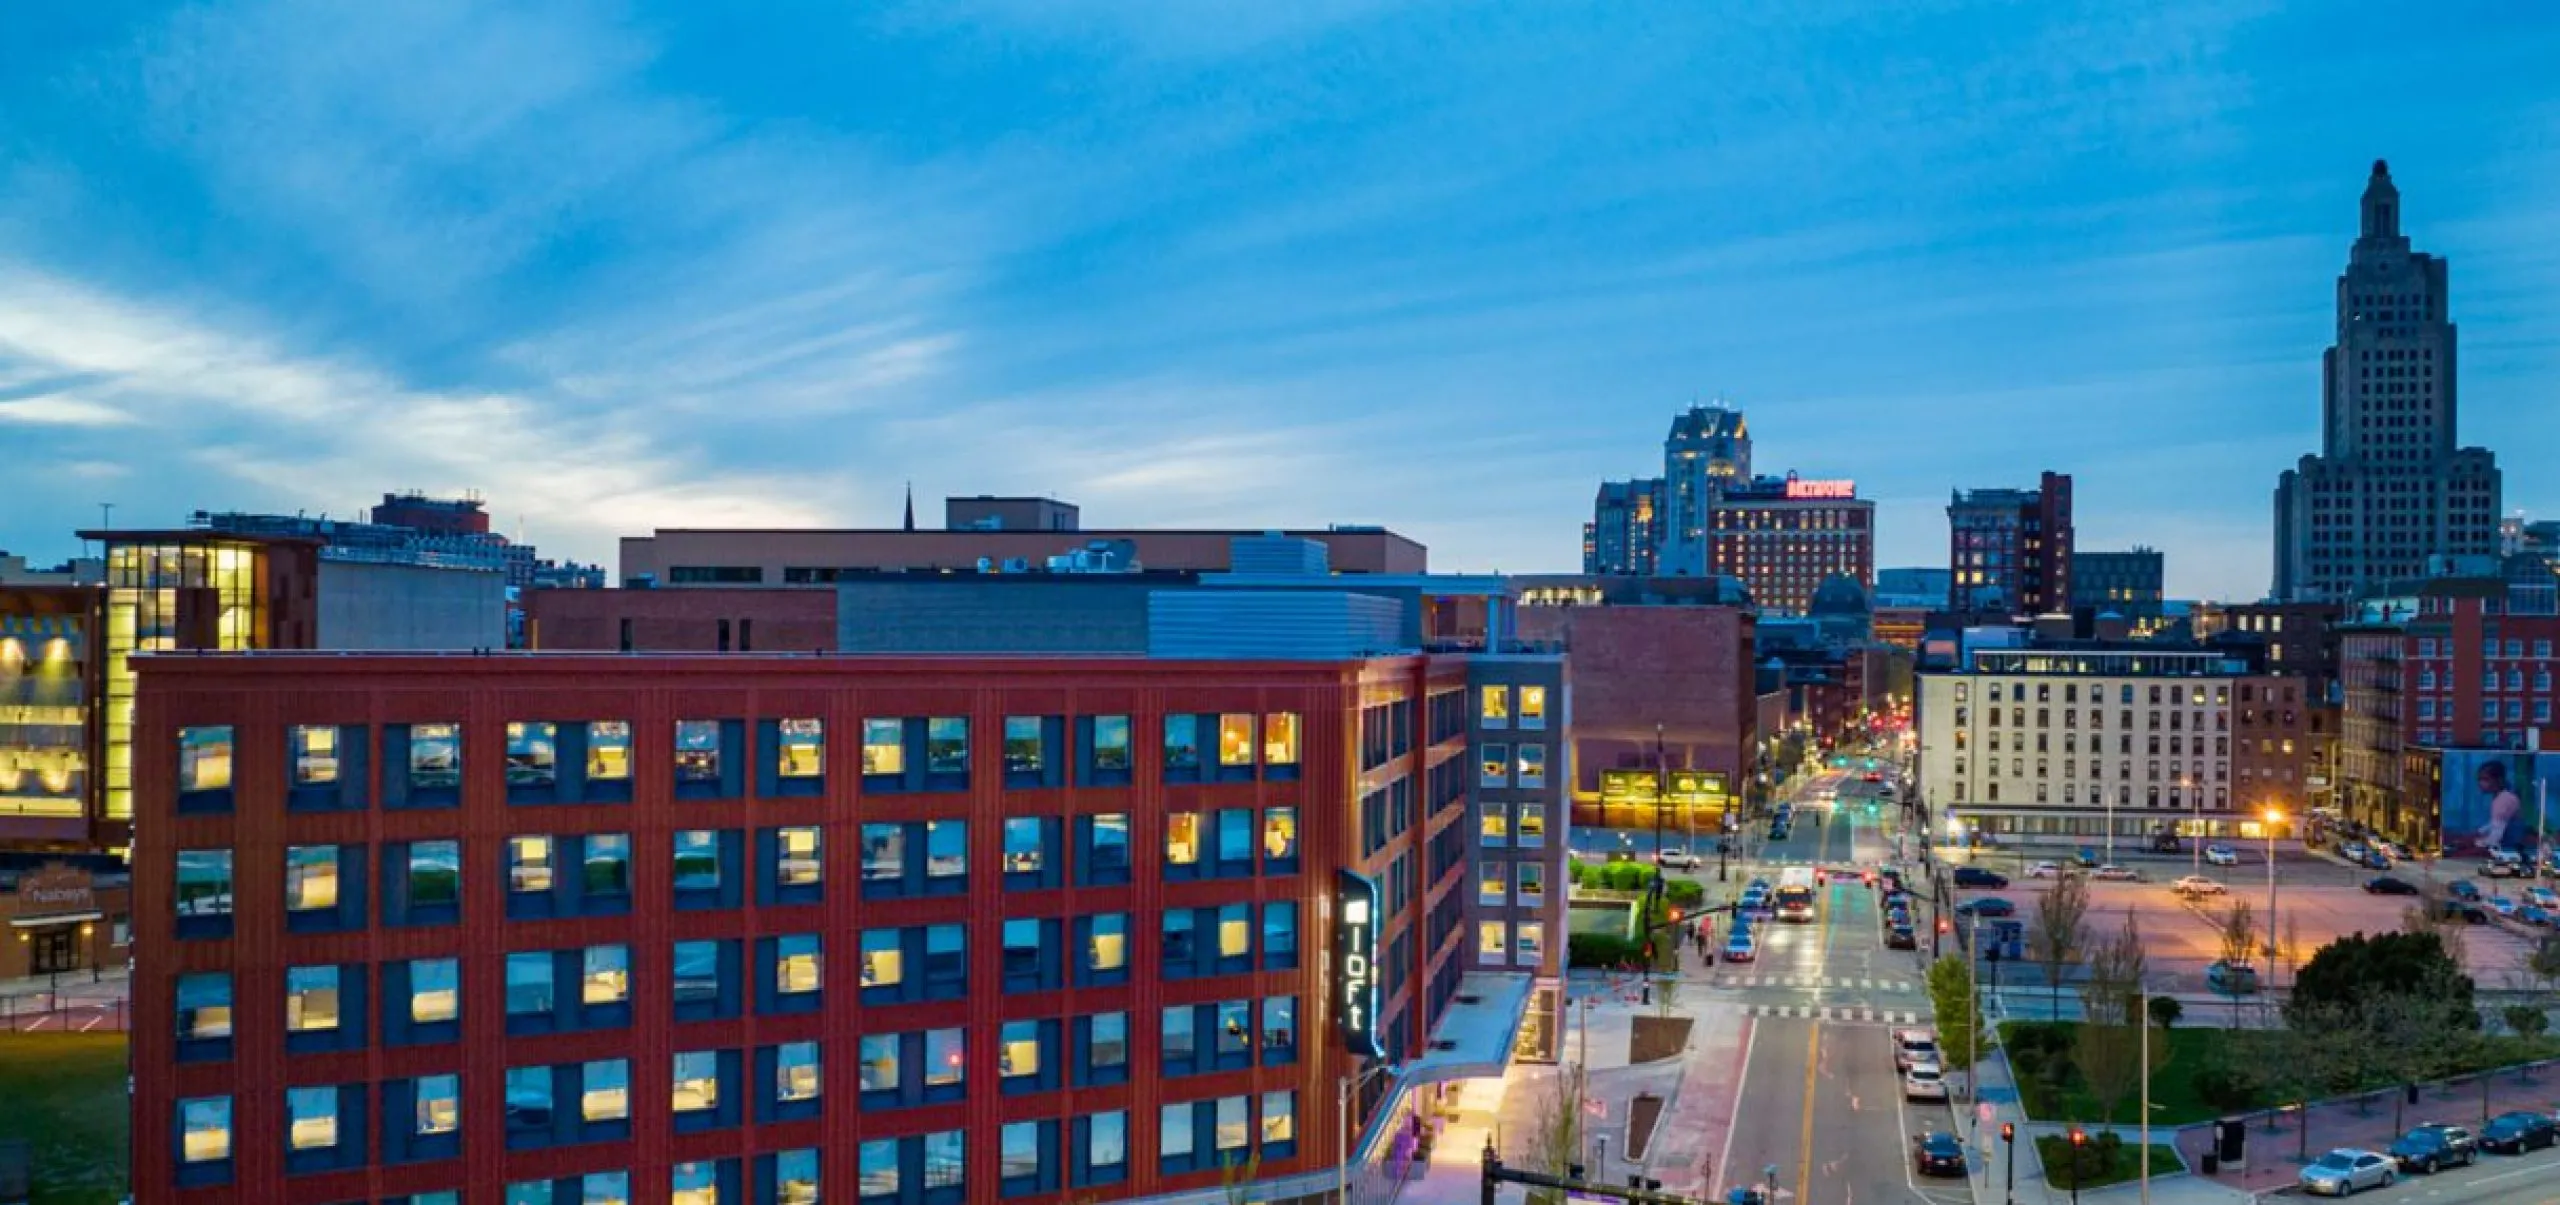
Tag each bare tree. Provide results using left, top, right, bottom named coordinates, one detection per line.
left=1526, top=1067, right=1584, bottom=1205
left=2216, top=899, right=2259, bottom=969
left=2402, top=888, right=2470, bottom=966
left=2032, top=872, right=2091, bottom=1021
left=2076, top=912, right=2163, bottom=1124
left=1220, top=1149, right=1264, bottom=1205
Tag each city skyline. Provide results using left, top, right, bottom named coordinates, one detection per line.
left=5, top=3, right=2559, bottom=599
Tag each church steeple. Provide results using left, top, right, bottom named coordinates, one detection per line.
left=902, top=482, right=915, bottom=531
left=2361, top=158, right=2400, bottom=240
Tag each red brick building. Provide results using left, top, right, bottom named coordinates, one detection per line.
left=2338, top=577, right=2560, bottom=842
left=527, top=588, right=841, bottom=652
left=1512, top=604, right=1756, bottom=819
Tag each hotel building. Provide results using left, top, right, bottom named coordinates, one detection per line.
left=1706, top=476, right=1875, bottom=617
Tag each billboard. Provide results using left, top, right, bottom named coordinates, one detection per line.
left=2436, top=749, right=2558, bottom=860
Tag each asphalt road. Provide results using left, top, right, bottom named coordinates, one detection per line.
left=2263, top=1143, right=2560, bottom=1203
left=1713, top=774, right=1971, bottom=1204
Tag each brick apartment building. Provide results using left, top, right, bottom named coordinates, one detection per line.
left=2337, top=574, right=2560, bottom=844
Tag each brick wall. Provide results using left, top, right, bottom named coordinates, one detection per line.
left=1513, top=606, right=1753, bottom=792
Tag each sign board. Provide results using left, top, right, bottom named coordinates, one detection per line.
left=14, top=864, right=93, bottom=916
left=1337, top=870, right=1386, bottom=1058
left=1600, top=769, right=1731, bottom=811
left=1784, top=479, right=1856, bottom=500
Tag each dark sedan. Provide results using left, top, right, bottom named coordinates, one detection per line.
left=1952, top=866, right=2009, bottom=888
left=1885, top=924, right=1918, bottom=950
left=2364, top=876, right=2420, bottom=896
left=1912, top=1132, right=1967, bottom=1177
left=2387, top=1124, right=2477, bottom=1174
left=2480, top=1111, right=2559, bottom=1154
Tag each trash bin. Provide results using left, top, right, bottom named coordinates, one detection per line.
left=2200, top=1153, right=2220, bottom=1176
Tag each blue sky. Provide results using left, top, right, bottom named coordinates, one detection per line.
left=2, top=1, right=2556, bottom=598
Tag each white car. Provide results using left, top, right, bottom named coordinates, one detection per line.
left=2204, top=844, right=2239, bottom=867
left=2094, top=865, right=2140, bottom=881
left=2025, top=861, right=2061, bottom=879
left=2172, top=875, right=2227, bottom=896
left=1893, top=1029, right=1939, bottom=1072
left=1656, top=847, right=1703, bottom=870
left=1903, top=1062, right=1949, bottom=1102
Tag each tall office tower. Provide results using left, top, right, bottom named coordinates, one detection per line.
left=1657, top=404, right=1750, bottom=576
left=1946, top=472, right=2075, bottom=616
left=1583, top=479, right=1663, bottom=575
left=2275, top=161, right=2502, bottom=601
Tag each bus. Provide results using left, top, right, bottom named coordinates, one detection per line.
left=1774, top=866, right=1818, bottom=922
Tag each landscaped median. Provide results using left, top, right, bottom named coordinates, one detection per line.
left=2033, top=1132, right=2183, bottom=1191
left=0, top=1031, right=130, bottom=1204
left=2002, top=1018, right=2560, bottom=1126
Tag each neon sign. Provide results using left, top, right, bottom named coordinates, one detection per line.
left=1337, top=870, right=1386, bottom=1057
left=1785, top=479, right=1857, bottom=499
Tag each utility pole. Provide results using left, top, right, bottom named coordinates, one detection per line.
left=1653, top=723, right=1668, bottom=863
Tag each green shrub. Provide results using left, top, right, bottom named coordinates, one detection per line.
left=1569, top=932, right=1644, bottom=968
left=1665, top=879, right=1707, bottom=908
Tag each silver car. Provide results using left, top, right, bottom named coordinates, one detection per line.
left=2298, top=1148, right=2395, bottom=1196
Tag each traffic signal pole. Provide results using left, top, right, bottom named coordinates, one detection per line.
left=1480, top=1140, right=1697, bottom=1205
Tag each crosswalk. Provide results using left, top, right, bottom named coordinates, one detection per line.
left=1740, top=1003, right=1925, bottom=1024
left=1712, top=974, right=1916, bottom=992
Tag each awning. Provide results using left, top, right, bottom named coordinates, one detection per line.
left=10, top=911, right=101, bottom=927
left=1351, top=971, right=1537, bottom=1165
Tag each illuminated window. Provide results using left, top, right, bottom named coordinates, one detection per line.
left=285, top=845, right=339, bottom=912
left=925, top=1028, right=965, bottom=1087
left=583, top=944, right=631, bottom=1006
left=778, top=719, right=824, bottom=778
left=583, top=1059, right=630, bottom=1122
left=775, top=1149, right=820, bottom=1205
left=586, top=722, right=632, bottom=781
left=1517, top=744, right=1548, bottom=787
left=178, top=726, right=234, bottom=792
left=860, top=1034, right=900, bottom=1091
left=1478, top=921, right=1507, bottom=962
left=1480, top=686, right=1510, bottom=727
left=1166, top=813, right=1202, bottom=866
left=774, top=826, right=822, bottom=886
left=285, top=965, right=341, bottom=1033
left=862, top=823, right=905, bottom=882
left=507, top=722, right=558, bottom=787
left=287, top=1085, right=339, bottom=1151
left=862, top=719, right=905, bottom=775
left=673, top=1161, right=718, bottom=1205
left=416, top=1073, right=460, bottom=1135
left=1517, top=803, right=1546, bottom=846
left=674, top=720, right=721, bottom=783
left=776, top=1040, right=822, bottom=1102
left=1480, top=805, right=1509, bottom=845
left=179, top=1096, right=231, bottom=1164
left=1216, top=905, right=1251, bottom=958
left=1518, top=686, right=1548, bottom=729
left=1087, top=913, right=1128, bottom=973
left=410, top=958, right=459, bottom=1024
left=860, top=929, right=903, bottom=987
left=510, top=835, right=555, bottom=894
left=1218, top=714, right=1256, bottom=766
left=1479, top=862, right=1506, bottom=904
left=290, top=726, right=339, bottom=785
left=671, top=1051, right=720, bottom=1113
left=1518, top=863, right=1545, bottom=904
left=409, top=724, right=461, bottom=790
left=925, top=717, right=969, bottom=774
left=1264, top=806, right=1298, bottom=863
left=1518, top=922, right=1546, bottom=961
left=1264, top=713, right=1300, bottom=765
left=1217, top=1000, right=1250, bottom=1057
left=176, top=973, right=232, bottom=1040
left=1000, top=1019, right=1041, bottom=1080
left=776, top=934, right=821, bottom=995
left=1262, top=1091, right=1296, bottom=1145
left=1481, top=744, right=1510, bottom=787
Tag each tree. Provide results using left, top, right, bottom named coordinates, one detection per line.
left=1927, top=953, right=1984, bottom=1098
left=2031, top=872, right=2091, bottom=1021
left=2149, top=995, right=2184, bottom=1030
left=2075, top=912, right=2162, bottom=1124
left=2216, top=899, right=2260, bottom=970
left=2504, top=1003, right=2550, bottom=1040
left=1526, top=1066, right=1584, bottom=1205
left=2286, top=930, right=2475, bottom=1032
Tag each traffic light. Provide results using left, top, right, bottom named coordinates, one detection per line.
left=1668, top=908, right=1685, bottom=924
left=1937, top=918, right=1951, bottom=934
left=2001, top=1123, right=2015, bottom=1143
left=2070, top=1128, right=2087, bottom=1149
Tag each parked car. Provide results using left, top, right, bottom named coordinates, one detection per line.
left=2172, top=875, right=2227, bottom=896
left=2447, top=880, right=2484, bottom=903
left=2518, top=905, right=2555, bottom=928
left=2359, top=849, right=2394, bottom=871
left=2339, top=841, right=2371, bottom=861
left=2488, top=895, right=2523, bottom=919
left=2387, top=1124, right=2478, bottom=1174
left=2205, top=843, right=2240, bottom=867
left=1952, top=867, right=2009, bottom=889
left=1911, top=1132, right=1967, bottom=1177
left=2484, top=850, right=2529, bottom=877
left=2523, top=886, right=2560, bottom=911
left=2093, top=864, right=2140, bottom=881
left=2025, top=860, right=2062, bottom=879
left=2073, top=846, right=2101, bottom=868
left=2479, top=1110, right=2559, bottom=1154
left=2364, top=876, right=2420, bottom=896
left=1903, top=1063, right=1949, bottom=1102
left=2297, top=1149, right=2395, bottom=1196
left=1955, top=898, right=2016, bottom=919
left=2205, top=960, right=2260, bottom=995
left=1885, top=924, right=1917, bottom=950
left=1892, top=1029, right=1939, bottom=1072
left=2433, top=899, right=2489, bottom=924
left=1656, top=847, right=1703, bottom=870
left=2379, top=840, right=2413, bottom=861
left=1723, top=933, right=1758, bottom=963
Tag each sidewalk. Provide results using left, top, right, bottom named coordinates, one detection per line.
left=0, top=964, right=130, bottom=1032
left=2170, top=1063, right=2560, bottom=1196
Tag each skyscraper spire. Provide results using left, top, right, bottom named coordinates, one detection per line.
left=902, top=482, right=915, bottom=531
left=2361, top=158, right=2400, bottom=240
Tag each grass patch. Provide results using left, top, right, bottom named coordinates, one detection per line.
left=2002, top=1020, right=2560, bottom=1127
left=2034, top=1134, right=2183, bottom=1190
left=0, top=1032, right=129, bottom=1205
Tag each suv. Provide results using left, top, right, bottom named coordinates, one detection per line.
left=1902, top=1063, right=1948, bottom=1102
left=2387, top=1124, right=2478, bottom=1174
left=1656, top=847, right=1703, bottom=870
left=1952, top=866, right=2008, bottom=889
left=2484, top=849, right=2528, bottom=878
left=2205, top=960, right=2260, bottom=995
left=1892, top=1029, right=1939, bottom=1072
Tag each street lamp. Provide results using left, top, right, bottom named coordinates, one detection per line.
left=2263, top=808, right=2283, bottom=985
left=1338, top=1062, right=1404, bottom=1205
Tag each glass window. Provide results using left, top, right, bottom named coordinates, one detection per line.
left=777, top=1040, right=821, bottom=1101
left=860, top=929, right=902, bottom=987
left=1004, top=918, right=1043, bottom=977
left=1264, top=807, right=1298, bottom=863
left=776, top=934, right=821, bottom=995
left=411, top=958, right=459, bottom=1024
left=290, top=725, right=339, bottom=785
left=1004, top=817, right=1044, bottom=875
left=1002, top=1121, right=1040, bottom=1181
left=408, top=840, right=460, bottom=907
left=176, top=849, right=233, bottom=917
left=923, top=1132, right=964, bottom=1191
left=1000, top=1019, right=1041, bottom=1080
left=1262, top=1091, right=1296, bottom=1145
left=285, top=965, right=341, bottom=1033
left=671, top=943, right=717, bottom=1004
left=179, top=726, right=235, bottom=792
left=1166, top=813, right=1202, bottom=866
left=862, top=719, right=905, bottom=775
left=511, top=835, right=556, bottom=894
left=1092, top=813, right=1130, bottom=871
left=926, top=717, right=968, bottom=773
left=583, top=833, right=632, bottom=895
left=1164, top=910, right=1195, bottom=962
left=285, top=845, right=339, bottom=912
left=1479, top=805, right=1509, bottom=845
left=410, top=723, right=461, bottom=789
left=673, top=1162, right=718, bottom=1205
left=1481, top=744, right=1510, bottom=787
left=925, top=1028, right=964, bottom=1086
left=512, top=1181, right=552, bottom=1205
left=1263, top=903, right=1296, bottom=961
left=862, top=823, right=904, bottom=882
left=583, top=1058, right=630, bottom=1122
left=1218, top=714, right=1256, bottom=766
left=778, top=719, right=824, bottom=778
left=507, top=722, right=558, bottom=787
left=1090, top=1110, right=1127, bottom=1172
left=1479, top=862, right=1507, bottom=903
left=1216, top=1000, right=1250, bottom=1056
left=776, top=827, right=822, bottom=887
left=672, top=1050, right=720, bottom=1113
left=1517, top=744, right=1547, bottom=787
left=1164, top=715, right=1200, bottom=770
left=1482, top=686, right=1512, bottom=727
left=925, top=820, right=967, bottom=878
left=775, top=1148, right=820, bottom=1205
left=1518, top=922, right=1546, bottom=961
left=1004, top=716, right=1044, bottom=773
left=858, top=1034, right=899, bottom=1091
left=1477, top=921, right=1506, bottom=962
left=675, top=720, right=721, bottom=783
left=1518, top=863, right=1545, bottom=903
left=1517, top=803, right=1546, bottom=846
left=1093, top=716, right=1132, bottom=770
left=1518, top=685, right=1548, bottom=728
left=1262, top=997, right=1295, bottom=1055
left=1263, top=713, right=1300, bottom=765
left=674, top=830, right=721, bottom=892
left=1215, top=1096, right=1249, bottom=1151
left=1088, top=913, right=1128, bottom=973
left=1163, top=1005, right=1196, bottom=1065
left=176, top=972, right=233, bottom=1040
left=587, top=722, right=633, bottom=781
left=506, top=952, right=555, bottom=1017
left=1216, top=904, right=1251, bottom=959
left=1091, top=1011, right=1128, bottom=1070
left=583, top=944, right=631, bottom=1006
left=585, top=1170, right=632, bottom=1205
left=1159, top=1102, right=1193, bottom=1159
left=180, top=1096, right=231, bottom=1164
left=417, top=1073, right=460, bottom=1134
left=1217, top=810, right=1252, bottom=863
left=859, top=1140, right=901, bottom=1199
left=287, top=1085, right=339, bottom=1150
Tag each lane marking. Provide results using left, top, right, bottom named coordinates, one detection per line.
left=1795, top=1020, right=1820, bottom=1202
left=1711, top=1015, right=1760, bottom=1198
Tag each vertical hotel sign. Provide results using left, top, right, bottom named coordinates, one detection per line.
left=1337, top=869, right=1386, bottom=1058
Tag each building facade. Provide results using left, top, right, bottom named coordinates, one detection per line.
left=529, top=588, right=845, bottom=653
left=2069, top=549, right=2164, bottom=625
left=2274, top=161, right=2503, bottom=601
left=1706, top=476, right=1875, bottom=617
left=1657, top=405, right=1751, bottom=578
left=1, top=586, right=101, bottom=850
left=1511, top=602, right=1754, bottom=828
left=619, top=523, right=1425, bottom=588
left=129, top=648, right=1565, bottom=1205
left=1581, top=480, right=1662, bottom=577
left=1946, top=473, right=2074, bottom=616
